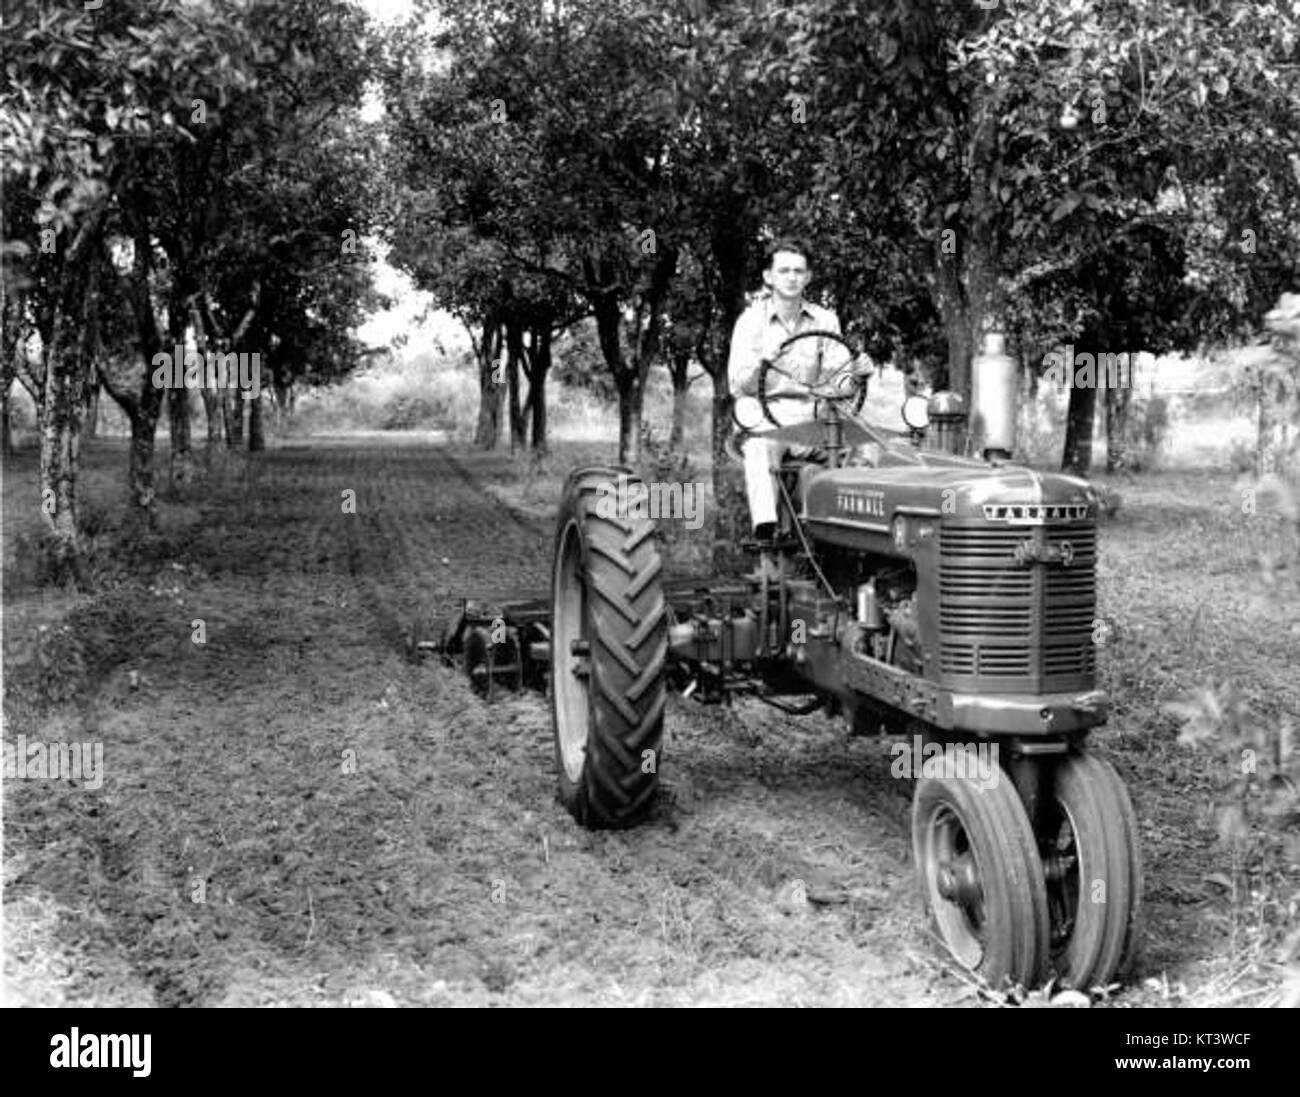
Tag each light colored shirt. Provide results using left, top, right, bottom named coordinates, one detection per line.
left=728, top=295, right=850, bottom=430
left=727, top=295, right=849, bottom=399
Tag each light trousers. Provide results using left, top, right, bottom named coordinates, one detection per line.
left=735, top=395, right=817, bottom=531
left=741, top=435, right=784, bottom=529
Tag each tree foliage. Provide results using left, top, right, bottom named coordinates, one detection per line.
left=2, top=0, right=381, bottom=575
left=378, top=0, right=1300, bottom=479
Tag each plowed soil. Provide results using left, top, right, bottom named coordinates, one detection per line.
left=2, top=436, right=1293, bottom=1006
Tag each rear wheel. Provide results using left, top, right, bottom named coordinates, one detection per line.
left=1041, top=752, right=1143, bottom=989
left=913, top=767, right=1049, bottom=989
left=551, top=468, right=666, bottom=828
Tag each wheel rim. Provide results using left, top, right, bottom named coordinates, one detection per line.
left=553, top=519, right=591, bottom=783
left=920, top=802, right=987, bottom=970
left=1042, top=799, right=1084, bottom=957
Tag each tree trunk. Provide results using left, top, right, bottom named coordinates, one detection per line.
left=127, top=407, right=159, bottom=533
left=112, top=220, right=167, bottom=532
left=668, top=349, right=690, bottom=451
left=39, top=334, right=88, bottom=585
left=1062, top=381, right=1098, bottom=475
left=225, top=388, right=244, bottom=447
left=592, top=288, right=640, bottom=463
left=711, top=381, right=747, bottom=574
left=527, top=325, right=551, bottom=455
left=273, top=380, right=292, bottom=432
left=84, top=380, right=100, bottom=439
left=36, top=216, right=103, bottom=585
left=200, top=388, right=222, bottom=446
left=93, top=362, right=167, bottom=537
left=248, top=392, right=265, bottom=451
left=927, top=77, right=1004, bottom=405
left=1104, top=379, right=1132, bottom=473
left=1253, top=370, right=1292, bottom=478
left=2, top=377, right=12, bottom=457
left=473, top=317, right=501, bottom=448
left=198, top=293, right=254, bottom=452
left=1063, top=320, right=1113, bottom=476
left=191, top=303, right=223, bottom=448
left=529, top=372, right=547, bottom=454
left=616, top=374, right=645, bottom=466
left=934, top=259, right=974, bottom=399
left=1021, top=343, right=1039, bottom=401
left=169, top=386, right=194, bottom=482
left=99, top=363, right=166, bottom=537
left=505, top=319, right=526, bottom=451
left=933, top=241, right=999, bottom=405
left=706, top=219, right=754, bottom=571
left=670, top=386, right=687, bottom=452
left=1, top=267, right=25, bottom=457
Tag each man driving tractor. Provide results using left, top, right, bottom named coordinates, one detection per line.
left=728, top=237, right=870, bottom=577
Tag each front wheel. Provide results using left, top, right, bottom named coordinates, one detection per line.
left=1041, top=752, right=1143, bottom=990
left=550, top=468, right=667, bottom=828
left=912, top=767, right=1049, bottom=990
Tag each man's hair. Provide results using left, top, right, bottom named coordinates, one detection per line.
left=764, top=236, right=812, bottom=270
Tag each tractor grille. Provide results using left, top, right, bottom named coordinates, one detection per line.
left=938, top=522, right=1096, bottom=692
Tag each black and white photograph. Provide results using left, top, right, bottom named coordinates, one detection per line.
left=2, top=0, right=1298, bottom=1039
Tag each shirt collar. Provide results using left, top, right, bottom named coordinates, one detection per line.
left=765, top=296, right=816, bottom=324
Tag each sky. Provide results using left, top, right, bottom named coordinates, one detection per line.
left=351, top=0, right=441, bottom=353
left=359, top=0, right=415, bottom=25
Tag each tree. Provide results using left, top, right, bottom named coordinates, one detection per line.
left=2, top=0, right=256, bottom=566
left=381, top=0, right=690, bottom=463
left=3, top=0, right=380, bottom=569
left=775, top=0, right=1300, bottom=472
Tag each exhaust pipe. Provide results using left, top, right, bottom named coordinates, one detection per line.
left=971, top=331, right=1018, bottom=460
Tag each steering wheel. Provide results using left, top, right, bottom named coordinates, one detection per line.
left=752, top=329, right=869, bottom=430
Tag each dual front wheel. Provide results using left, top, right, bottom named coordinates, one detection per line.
left=913, top=751, right=1142, bottom=992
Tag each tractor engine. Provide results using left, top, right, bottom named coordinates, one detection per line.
left=790, top=551, right=922, bottom=675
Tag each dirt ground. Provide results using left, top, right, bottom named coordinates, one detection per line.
left=2, top=435, right=1296, bottom=1007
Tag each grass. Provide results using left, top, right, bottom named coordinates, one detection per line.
left=3, top=345, right=1297, bottom=1006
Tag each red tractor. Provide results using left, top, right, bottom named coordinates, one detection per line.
left=435, top=330, right=1141, bottom=993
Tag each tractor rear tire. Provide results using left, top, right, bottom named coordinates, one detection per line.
left=1042, top=752, right=1143, bottom=990
left=550, top=467, right=666, bottom=828
left=913, top=766, right=1050, bottom=990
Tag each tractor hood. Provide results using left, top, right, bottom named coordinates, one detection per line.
left=802, top=455, right=1095, bottom=526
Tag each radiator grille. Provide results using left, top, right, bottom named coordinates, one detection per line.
left=939, top=522, right=1096, bottom=691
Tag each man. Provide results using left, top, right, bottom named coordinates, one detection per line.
left=728, top=237, right=862, bottom=574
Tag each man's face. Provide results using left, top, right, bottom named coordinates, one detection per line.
left=762, top=250, right=810, bottom=302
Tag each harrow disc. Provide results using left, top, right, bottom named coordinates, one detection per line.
left=463, top=625, right=523, bottom=699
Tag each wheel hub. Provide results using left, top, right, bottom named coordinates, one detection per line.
left=936, top=855, right=982, bottom=908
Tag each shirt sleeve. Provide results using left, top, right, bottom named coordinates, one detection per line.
left=817, top=308, right=851, bottom=379
left=728, top=307, right=764, bottom=397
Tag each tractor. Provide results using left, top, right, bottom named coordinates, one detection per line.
left=432, top=329, right=1142, bottom=993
